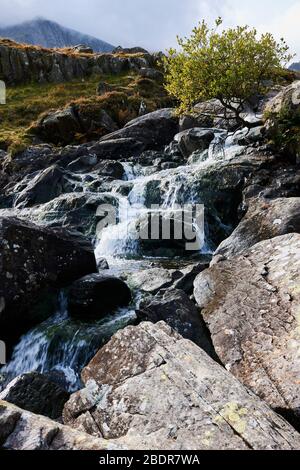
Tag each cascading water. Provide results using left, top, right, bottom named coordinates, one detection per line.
left=1, top=292, right=136, bottom=392
left=1, top=127, right=247, bottom=392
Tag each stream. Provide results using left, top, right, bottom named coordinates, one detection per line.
left=0, top=128, right=247, bottom=392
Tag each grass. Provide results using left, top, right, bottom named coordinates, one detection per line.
left=0, top=72, right=172, bottom=152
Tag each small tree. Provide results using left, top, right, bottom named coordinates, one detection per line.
left=164, top=18, right=293, bottom=127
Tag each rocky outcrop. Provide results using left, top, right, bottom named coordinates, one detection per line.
left=194, top=234, right=300, bottom=426
left=137, top=289, right=215, bottom=354
left=99, top=109, right=179, bottom=150
left=0, top=217, right=96, bottom=343
left=0, top=372, right=69, bottom=420
left=68, top=274, right=132, bottom=319
left=0, top=39, right=156, bottom=85
left=63, top=322, right=300, bottom=450
left=264, top=80, right=300, bottom=158
left=30, top=106, right=119, bottom=146
left=214, top=197, right=300, bottom=260
left=0, top=401, right=125, bottom=450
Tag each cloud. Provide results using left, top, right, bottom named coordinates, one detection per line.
left=0, top=0, right=299, bottom=57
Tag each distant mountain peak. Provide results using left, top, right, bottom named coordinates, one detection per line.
left=0, top=18, right=114, bottom=53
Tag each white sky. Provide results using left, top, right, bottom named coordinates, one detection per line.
left=0, top=0, right=299, bottom=59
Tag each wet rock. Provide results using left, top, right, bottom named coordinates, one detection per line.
left=0, top=216, right=96, bottom=343
left=137, top=289, right=215, bottom=354
left=63, top=322, right=300, bottom=450
left=97, top=257, right=109, bottom=270
left=175, top=128, right=215, bottom=158
left=0, top=401, right=124, bottom=450
left=0, top=372, right=69, bottom=420
left=68, top=273, right=132, bottom=319
left=13, top=165, right=76, bottom=208
left=99, top=109, right=179, bottom=150
left=194, top=234, right=300, bottom=426
left=173, top=261, right=210, bottom=294
left=94, top=160, right=125, bottom=179
left=129, top=268, right=182, bottom=294
left=214, top=197, right=300, bottom=260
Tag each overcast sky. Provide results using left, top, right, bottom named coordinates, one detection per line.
left=0, top=0, right=299, bottom=58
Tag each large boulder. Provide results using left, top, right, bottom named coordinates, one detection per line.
left=99, top=109, right=179, bottom=150
left=194, top=234, right=300, bottom=426
left=0, top=401, right=125, bottom=450
left=0, top=217, right=97, bottom=343
left=137, top=289, right=215, bottom=355
left=214, top=197, right=300, bottom=260
left=129, top=268, right=182, bottom=294
left=63, top=322, right=300, bottom=450
left=13, top=165, right=76, bottom=208
left=88, top=138, right=146, bottom=160
left=0, top=373, right=69, bottom=420
left=68, top=274, right=132, bottom=319
left=175, top=128, right=215, bottom=158
left=30, top=106, right=118, bottom=145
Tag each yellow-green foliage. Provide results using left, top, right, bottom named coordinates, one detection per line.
left=0, top=72, right=171, bottom=152
left=164, top=18, right=293, bottom=119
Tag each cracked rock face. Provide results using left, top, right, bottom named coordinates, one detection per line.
left=213, top=197, right=300, bottom=260
left=0, top=401, right=126, bottom=450
left=194, top=233, right=300, bottom=425
left=63, top=321, right=300, bottom=450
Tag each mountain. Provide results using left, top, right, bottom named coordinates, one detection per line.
left=0, top=17, right=114, bottom=52
left=289, top=62, right=300, bottom=72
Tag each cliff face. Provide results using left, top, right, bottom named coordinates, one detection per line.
left=0, top=39, right=155, bottom=85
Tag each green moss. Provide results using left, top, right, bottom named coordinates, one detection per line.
left=1, top=73, right=172, bottom=152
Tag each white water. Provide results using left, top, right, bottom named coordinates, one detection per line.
left=1, top=127, right=248, bottom=392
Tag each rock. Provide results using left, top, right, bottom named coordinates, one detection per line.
left=89, top=138, right=146, bottom=160
left=96, top=81, right=113, bottom=95
left=0, top=40, right=155, bottom=86
left=214, top=197, right=300, bottom=260
left=173, top=261, right=210, bottom=294
left=94, top=160, right=125, bottom=179
left=31, top=106, right=118, bottom=145
left=113, top=46, right=149, bottom=54
left=72, top=44, right=93, bottom=54
left=194, top=234, right=300, bottom=426
left=63, top=322, right=300, bottom=450
left=192, top=99, right=239, bottom=131
left=232, top=126, right=265, bottom=146
left=13, top=165, right=74, bottom=208
left=175, top=128, right=215, bottom=158
left=264, top=80, right=300, bottom=157
left=97, top=257, right=109, bottom=270
left=0, top=401, right=125, bottom=450
left=139, top=67, right=164, bottom=81
left=15, top=192, right=118, bottom=238
left=137, top=289, right=215, bottom=354
left=68, top=274, right=132, bottom=319
left=129, top=268, right=182, bottom=294
left=243, top=165, right=300, bottom=201
left=0, top=373, right=69, bottom=420
left=31, top=106, right=80, bottom=145
left=99, top=109, right=179, bottom=150
left=0, top=217, right=96, bottom=343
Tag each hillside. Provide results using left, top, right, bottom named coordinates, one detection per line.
left=0, top=18, right=114, bottom=52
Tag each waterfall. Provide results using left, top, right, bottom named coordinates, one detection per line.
left=1, top=293, right=136, bottom=392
